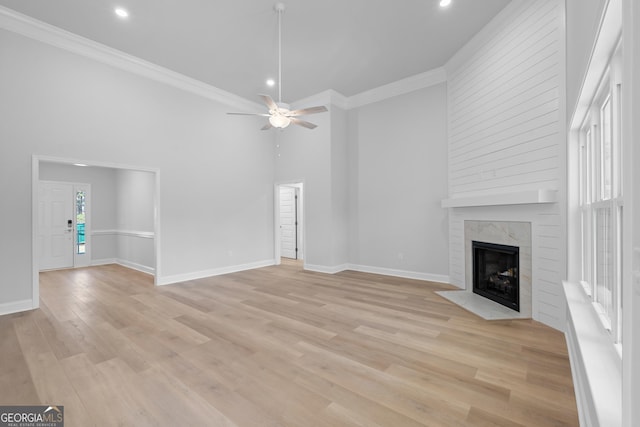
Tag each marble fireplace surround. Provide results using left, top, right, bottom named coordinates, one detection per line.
left=438, top=220, right=532, bottom=320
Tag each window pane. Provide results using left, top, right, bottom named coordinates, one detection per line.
left=580, top=142, right=586, bottom=206
left=615, top=83, right=623, bottom=197
left=76, top=191, right=86, bottom=255
left=581, top=209, right=590, bottom=285
left=585, top=129, right=596, bottom=203
left=595, top=207, right=613, bottom=321
left=601, top=97, right=612, bottom=200
left=616, top=205, right=623, bottom=343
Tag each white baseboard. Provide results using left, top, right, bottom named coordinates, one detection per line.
left=303, top=263, right=350, bottom=274
left=91, top=258, right=154, bottom=275
left=116, top=259, right=155, bottom=275
left=347, top=264, right=450, bottom=284
left=0, top=299, right=35, bottom=316
left=302, top=262, right=450, bottom=284
left=157, top=259, right=275, bottom=286
left=91, top=258, right=117, bottom=266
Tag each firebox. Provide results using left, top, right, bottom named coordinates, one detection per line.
left=472, top=241, right=519, bottom=312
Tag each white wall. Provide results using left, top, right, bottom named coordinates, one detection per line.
left=0, top=27, right=275, bottom=309
left=274, top=108, right=337, bottom=270
left=348, top=84, right=449, bottom=280
left=444, top=0, right=566, bottom=330
left=566, top=0, right=608, bottom=119
left=116, top=169, right=155, bottom=273
left=330, top=106, right=350, bottom=268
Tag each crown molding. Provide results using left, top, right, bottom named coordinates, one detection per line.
left=292, top=69, right=447, bottom=111
left=2, top=5, right=446, bottom=114
left=346, top=68, right=447, bottom=109
left=291, top=89, right=349, bottom=111
left=0, top=6, right=261, bottom=112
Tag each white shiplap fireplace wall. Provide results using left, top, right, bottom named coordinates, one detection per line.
left=443, top=0, right=566, bottom=330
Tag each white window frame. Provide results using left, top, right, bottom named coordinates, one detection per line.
left=577, top=42, right=623, bottom=345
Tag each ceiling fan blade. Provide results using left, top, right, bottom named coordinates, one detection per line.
left=261, top=122, right=273, bottom=130
left=287, top=105, right=328, bottom=117
left=290, top=117, right=318, bottom=129
left=227, top=112, right=271, bottom=117
left=258, top=94, right=278, bottom=111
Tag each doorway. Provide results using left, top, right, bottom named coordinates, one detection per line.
left=275, top=182, right=304, bottom=263
left=32, top=155, right=160, bottom=309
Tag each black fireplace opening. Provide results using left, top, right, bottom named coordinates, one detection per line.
left=472, top=241, right=519, bottom=312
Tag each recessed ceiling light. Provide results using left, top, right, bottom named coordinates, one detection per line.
left=439, top=0, right=452, bottom=7
left=266, top=78, right=275, bottom=87
left=73, top=163, right=88, bottom=167
left=115, top=7, right=129, bottom=18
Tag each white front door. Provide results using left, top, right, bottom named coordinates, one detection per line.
left=38, top=181, right=74, bottom=270
left=279, top=186, right=297, bottom=259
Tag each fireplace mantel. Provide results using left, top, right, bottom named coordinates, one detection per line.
left=441, top=189, right=557, bottom=208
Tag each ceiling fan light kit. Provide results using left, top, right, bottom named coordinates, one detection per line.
left=269, top=112, right=291, bottom=129
left=227, top=2, right=327, bottom=130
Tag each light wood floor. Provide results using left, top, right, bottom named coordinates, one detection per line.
left=0, top=261, right=579, bottom=426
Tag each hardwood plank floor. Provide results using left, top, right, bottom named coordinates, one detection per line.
left=0, top=261, right=579, bottom=426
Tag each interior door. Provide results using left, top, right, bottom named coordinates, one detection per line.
left=39, top=181, right=74, bottom=270
left=279, top=186, right=297, bottom=259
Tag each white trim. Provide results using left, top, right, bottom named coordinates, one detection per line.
left=153, top=171, right=161, bottom=285
left=303, top=264, right=350, bottom=275
left=90, top=258, right=154, bottom=276
left=441, top=189, right=558, bottom=208
left=31, top=156, right=39, bottom=310
left=157, top=259, right=275, bottom=286
left=0, top=299, right=35, bottom=316
left=347, top=68, right=447, bottom=109
left=347, top=264, right=451, bottom=284
left=291, top=90, right=349, bottom=111
left=303, top=263, right=451, bottom=284
left=92, top=229, right=155, bottom=239
left=35, top=155, right=159, bottom=173
left=292, top=70, right=447, bottom=111
left=563, top=280, right=622, bottom=427
left=91, top=258, right=117, bottom=267
left=116, top=259, right=155, bottom=276
left=273, top=184, right=282, bottom=265
left=0, top=6, right=260, bottom=112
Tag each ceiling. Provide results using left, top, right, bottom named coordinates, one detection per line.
left=0, top=0, right=512, bottom=103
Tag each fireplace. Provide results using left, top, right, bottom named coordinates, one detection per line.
left=472, top=241, right=519, bottom=312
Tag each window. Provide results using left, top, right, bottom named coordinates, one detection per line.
left=577, top=44, right=623, bottom=344
left=76, top=190, right=86, bottom=254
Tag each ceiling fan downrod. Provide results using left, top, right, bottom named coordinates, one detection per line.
left=274, top=2, right=285, bottom=104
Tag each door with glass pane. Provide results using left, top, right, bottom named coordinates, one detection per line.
left=38, top=181, right=91, bottom=270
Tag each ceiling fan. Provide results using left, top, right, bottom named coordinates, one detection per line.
left=227, top=2, right=327, bottom=130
